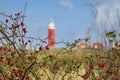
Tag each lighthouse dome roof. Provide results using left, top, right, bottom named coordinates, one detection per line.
left=48, top=19, right=55, bottom=29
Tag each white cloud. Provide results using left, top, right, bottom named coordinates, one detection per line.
left=59, top=0, right=73, bottom=10
left=91, top=0, right=120, bottom=31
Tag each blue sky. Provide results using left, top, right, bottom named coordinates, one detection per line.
left=0, top=0, right=120, bottom=47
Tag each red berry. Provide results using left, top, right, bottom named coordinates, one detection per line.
left=9, top=27, right=12, bottom=30
left=107, top=69, right=112, bottom=74
left=12, top=50, right=16, bottom=55
left=85, top=60, right=89, bottom=64
left=53, top=71, right=57, bottom=74
left=14, top=18, right=16, bottom=20
left=12, top=69, right=17, bottom=74
left=6, top=19, right=8, bottom=23
left=53, top=65, right=59, bottom=70
left=15, top=13, right=17, bottom=16
left=118, top=45, right=120, bottom=48
left=0, top=56, right=4, bottom=60
left=17, top=69, right=23, bottom=76
left=89, top=65, right=94, bottom=70
left=15, top=25, right=19, bottom=28
left=69, top=67, right=72, bottom=71
left=7, top=61, right=10, bottom=65
left=49, top=54, right=54, bottom=58
left=25, top=76, right=30, bottom=80
left=18, top=39, right=21, bottom=42
left=28, top=40, right=31, bottom=43
left=10, top=15, right=12, bottom=18
left=74, top=63, right=77, bottom=65
left=12, top=69, right=19, bottom=77
left=21, top=22, right=24, bottom=27
left=91, top=71, right=94, bottom=75
left=22, top=40, right=24, bottom=43
left=39, top=46, right=43, bottom=51
left=98, top=63, right=106, bottom=68
left=11, top=63, right=14, bottom=66
left=0, top=56, right=4, bottom=63
left=45, top=46, right=50, bottom=50
left=82, top=72, right=89, bottom=79
left=7, top=60, right=13, bottom=66
left=25, top=42, right=28, bottom=46
left=12, top=24, right=15, bottom=29
left=17, top=12, right=20, bottom=16
left=7, top=47, right=11, bottom=52
left=22, top=28, right=27, bottom=33
left=11, top=24, right=19, bottom=28
left=40, top=73, right=44, bottom=76
left=63, top=61, right=67, bottom=65
left=3, top=47, right=6, bottom=51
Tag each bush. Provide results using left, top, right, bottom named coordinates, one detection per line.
left=0, top=12, right=120, bottom=80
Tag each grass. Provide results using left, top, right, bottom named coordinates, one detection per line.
left=0, top=48, right=120, bottom=80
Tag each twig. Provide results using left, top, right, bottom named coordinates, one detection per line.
left=0, top=29, right=20, bottom=55
left=22, top=61, right=36, bottom=80
left=22, top=0, right=28, bottom=22
left=42, top=68, right=51, bottom=80
left=61, top=72, right=67, bottom=80
left=85, top=4, right=98, bottom=44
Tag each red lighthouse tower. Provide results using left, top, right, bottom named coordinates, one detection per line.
left=48, top=19, right=56, bottom=49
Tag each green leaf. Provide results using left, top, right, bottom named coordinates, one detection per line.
left=106, top=31, right=117, bottom=41
left=112, top=34, right=116, bottom=39
left=74, top=39, right=81, bottom=43
left=84, top=37, right=90, bottom=42
left=118, top=33, right=120, bottom=37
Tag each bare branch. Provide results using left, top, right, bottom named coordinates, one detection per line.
left=22, top=0, right=28, bottom=22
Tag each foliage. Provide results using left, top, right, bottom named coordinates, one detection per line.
left=106, top=31, right=116, bottom=42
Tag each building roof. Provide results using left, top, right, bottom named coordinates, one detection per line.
left=77, top=43, right=89, bottom=49
left=93, top=42, right=103, bottom=45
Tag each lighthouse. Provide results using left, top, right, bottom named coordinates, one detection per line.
left=48, top=19, right=56, bottom=49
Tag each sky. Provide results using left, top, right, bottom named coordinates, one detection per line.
left=0, top=0, right=120, bottom=47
